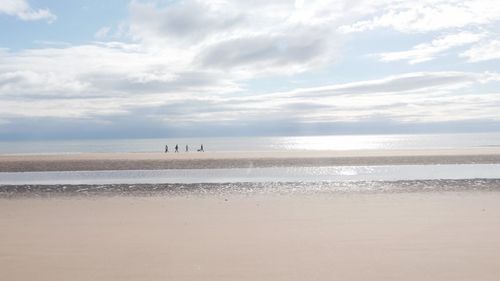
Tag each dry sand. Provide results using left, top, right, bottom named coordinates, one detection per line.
left=2, top=147, right=500, bottom=172
left=1, top=193, right=500, bottom=281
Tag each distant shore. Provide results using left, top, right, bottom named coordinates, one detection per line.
left=2, top=148, right=500, bottom=172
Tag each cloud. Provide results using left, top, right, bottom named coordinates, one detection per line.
left=377, top=31, right=486, bottom=64
left=1, top=68, right=500, bottom=139
left=278, top=72, right=483, bottom=98
left=1, top=65, right=498, bottom=124
left=0, top=0, right=56, bottom=22
left=129, top=0, right=244, bottom=44
left=127, top=0, right=341, bottom=76
left=335, top=0, right=500, bottom=66
left=237, top=71, right=500, bottom=124
left=1, top=0, right=500, bottom=139
left=198, top=30, right=333, bottom=74
left=3, top=105, right=500, bottom=140
left=125, top=0, right=500, bottom=76
left=461, top=39, right=500, bottom=62
left=94, top=26, right=111, bottom=39
left=339, top=0, right=500, bottom=33
left=0, top=41, right=237, bottom=95
left=0, top=40, right=242, bottom=121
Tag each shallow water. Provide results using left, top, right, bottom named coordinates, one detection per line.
left=1, top=179, right=499, bottom=198
left=1, top=164, right=500, bottom=185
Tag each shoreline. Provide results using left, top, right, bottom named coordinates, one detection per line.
left=1, top=179, right=500, bottom=198
left=2, top=148, right=500, bottom=172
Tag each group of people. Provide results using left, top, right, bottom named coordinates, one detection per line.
left=165, top=144, right=204, bottom=153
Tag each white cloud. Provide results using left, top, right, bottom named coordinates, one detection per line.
left=0, top=50, right=183, bottom=99
left=123, top=0, right=500, bottom=75
left=94, top=26, right=111, bottom=39
left=0, top=41, right=241, bottom=119
left=295, top=0, right=304, bottom=9
left=126, top=0, right=343, bottom=76
left=377, top=31, right=486, bottom=64
left=283, top=71, right=484, bottom=97
left=461, top=39, right=500, bottom=62
left=0, top=70, right=88, bottom=97
left=0, top=0, right=56, bottom=22
left=339, top=0, right=500, bottom=33
left=1, top=0, right=500, bottom=136
left=128, top=0, right=245, bottom=44
left=197, top=29, right=336, bottom=75
left=263, top=71, right=500, bottom=123
left=1, top=59, right=498, bottom=125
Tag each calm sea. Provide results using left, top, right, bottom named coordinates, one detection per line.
left=1, top=133, right=500, bottom=154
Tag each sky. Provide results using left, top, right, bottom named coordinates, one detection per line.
left=0, top=0, right=500, bottom=140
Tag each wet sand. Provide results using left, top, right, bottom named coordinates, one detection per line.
left=1, top=192, right=500, bottom=281
left=2, top=148, right=500, bottom=172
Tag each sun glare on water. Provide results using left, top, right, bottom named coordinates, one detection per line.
left=278, top=135, right=400, bottom=151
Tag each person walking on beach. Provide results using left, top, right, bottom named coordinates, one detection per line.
left=175, top=144, right=179, bottom=153
left=200, top=144, right=204, bottom=152
left=185, top=145, right=189, bottom=152
left=165, top=145, right=168, bottom=153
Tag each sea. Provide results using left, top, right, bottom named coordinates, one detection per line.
left=1, top=133, right=500, bottom=154
left=1, top=133, right=500, bottom=195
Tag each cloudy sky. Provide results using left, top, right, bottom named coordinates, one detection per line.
left=1, top=0, right=500, bottom=140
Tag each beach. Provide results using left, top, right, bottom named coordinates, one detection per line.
left=2, top=148, right=500, bottom=280
left=1, top=192, right=500, bottom=281
left=2, top=147, right=500, bottom=172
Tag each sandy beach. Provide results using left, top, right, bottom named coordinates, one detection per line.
left=2, top=148, right=500, bottom=280
left=1, top=192, right=500, bottom=281
left=2, top=147, right=500, bottom=172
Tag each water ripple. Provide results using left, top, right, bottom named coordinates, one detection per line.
left=1, top=179, right=500, bottom=198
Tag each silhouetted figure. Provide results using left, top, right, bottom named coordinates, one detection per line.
left=186, top=145, right=189, bottom=152
left=197, top=144, right=204, bottom=152
left=175, top=144, right=179, bottom=153
left=165, top=145, right=168, bottom=153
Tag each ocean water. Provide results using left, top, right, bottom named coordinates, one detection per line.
left=1, top=133, right=500, bottom=154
